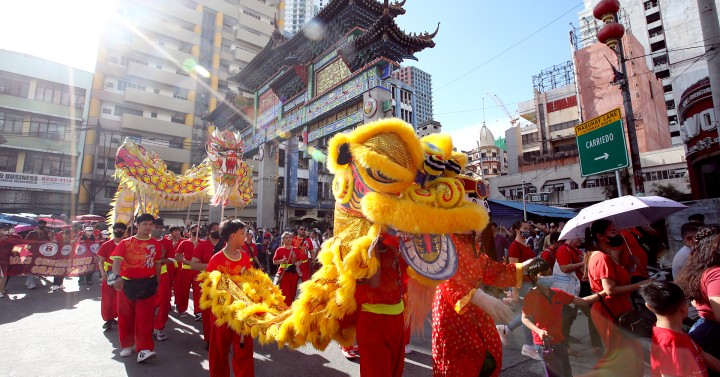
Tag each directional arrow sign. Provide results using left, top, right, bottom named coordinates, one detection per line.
left=575, top=108, right=630, bottom=177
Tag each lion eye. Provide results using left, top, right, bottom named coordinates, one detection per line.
left=365, top=168, right=397, bottom=184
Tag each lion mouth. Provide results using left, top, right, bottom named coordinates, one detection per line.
left=389, top=230, right=458, bottom=281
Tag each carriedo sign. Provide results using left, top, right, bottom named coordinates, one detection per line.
left=575, top=108, right=629, bottom=177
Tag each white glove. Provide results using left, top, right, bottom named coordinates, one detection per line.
left=471, top=288, right=514, bottom=324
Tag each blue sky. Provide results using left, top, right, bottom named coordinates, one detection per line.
left=395, top=1, right=585, bottom=150
left=0, top=0, right=585, bottom=151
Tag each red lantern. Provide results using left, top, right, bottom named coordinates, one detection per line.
left=598, top=23, right=625, bottom=50
left=593, top=0, right=620, bottom=23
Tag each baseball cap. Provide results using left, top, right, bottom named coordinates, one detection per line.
left=84, top=226, right=93, bottom=232
left=101, top=230, right=109, bottom=236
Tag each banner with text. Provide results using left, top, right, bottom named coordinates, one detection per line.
left=0, top=172, right=74, bottom=192
left=0, top=239, right=103, bottom=277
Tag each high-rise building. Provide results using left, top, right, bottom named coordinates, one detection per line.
left=393, top=66, right=433, bottom=125
left=0, top=49, right=93, bottom=214
left=284, top=0, right=316, bottom=35
left=82, top=0, right=282, bottom=215
left=575, top=0, right=719, bottom=145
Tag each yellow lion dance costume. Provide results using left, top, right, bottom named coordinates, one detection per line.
left=198, top=118, right=491, bottom=353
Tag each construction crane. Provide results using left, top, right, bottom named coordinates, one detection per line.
left=488, top=93, right=520, bottom=127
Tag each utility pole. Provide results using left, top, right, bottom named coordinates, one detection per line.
left=521, top=179, right=527, bottom=221
left=696, top=0, right=720, bottom=139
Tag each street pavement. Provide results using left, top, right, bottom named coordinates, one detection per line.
left=0, top=275, right=622, bottom=376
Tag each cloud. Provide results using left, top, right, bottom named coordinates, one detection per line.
left=443, top=119, right=513, bottom=151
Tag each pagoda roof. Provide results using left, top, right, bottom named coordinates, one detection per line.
left=231, top=0, right=412, bottom=91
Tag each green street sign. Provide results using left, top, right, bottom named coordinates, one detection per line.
left=529, top=193, right=550, bottom=202
left=575, top=108, right=629, bottom=177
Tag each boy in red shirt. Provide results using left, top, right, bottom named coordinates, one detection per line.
left=292, top=226, right=314, bottom=280
left=174, top=224, right=212, bottom=320
left=190, top=229, right=220, bottom=347
left=96, top=222, right=127, bottom=331
left=151, top=218, right=176, bottom=341
left=205, top=219, right=254, bottom=377
left=522, top=258, right=603, bottom=377
left=639, top=280, right=720, bottom=377
left=109, top=214, right=162, bottom=363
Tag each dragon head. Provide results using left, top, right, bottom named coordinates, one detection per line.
left=328, top=118, right=489, bottom=281
left=206, top=129, right=253, bottom=207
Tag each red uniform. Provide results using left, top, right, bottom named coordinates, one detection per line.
left=97, top=239, right=120, bottom=322
left=556, top=244, right=583, bottom=280
left=522, top=288, right=575, bottom=345
left=432, top=234, right=521, bottom=377
left=650, top=327, right=708, bottom=377
left=192, top=240, right=217, bottom=342
left=174, top=239, right=213, bottom=315
left=241, top=242, right=260, bottom=269
left=539, top=248, right=556, bottom=268
left=273, top=246, right=306, bottom=306
left=154, top=237, right=178, bottom=331
left=206, top=251, right=253, bottom=377
left=356, top=235, right=407, bottom=377
left=291, top=236, right=313, bottom=279
left=588, top=251, right=644, bottom=375
left=110, top=236, right=162, bottom=351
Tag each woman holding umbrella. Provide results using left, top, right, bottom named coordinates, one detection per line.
left=582, top=219, right=650, bottom=377
left=676, top=224, right=720, bottom=376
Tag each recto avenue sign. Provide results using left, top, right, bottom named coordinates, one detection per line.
left=575, top=108, right=629, bottom=177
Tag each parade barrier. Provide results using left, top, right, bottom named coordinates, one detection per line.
left=0, top=239, right=102, bottom=277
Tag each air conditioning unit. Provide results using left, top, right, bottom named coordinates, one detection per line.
left=106, top=82, right=114, bottom=88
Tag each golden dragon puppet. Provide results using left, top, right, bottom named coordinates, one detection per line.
left=198, top=118, right=491, bottom=350
left=108, top=129, right=254, bottom=225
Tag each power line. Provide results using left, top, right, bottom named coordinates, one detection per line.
left=435, top=2, right=585, bottom=92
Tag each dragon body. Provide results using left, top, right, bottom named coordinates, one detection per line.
left=109, top=129, right=253, bottom=225
left=199, top=118, right=490, bottom=350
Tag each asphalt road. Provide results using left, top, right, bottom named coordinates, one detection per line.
left=0, top=275, right=610, bottom=376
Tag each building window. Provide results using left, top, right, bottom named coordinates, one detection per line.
left=0, top=111, right=24, bottom=135
left=570, top=181, right=579, bottom=189
left=23, top=153, right=72, bottom=176
left=104, top=185, right=118, bottom=199
left=0, top=73, right=30, bottom=98
left=113, top=106, right=143, bottom=117
left=278, top=148, right=286, bottom=168
left=151, top=112, right=158, bottom=118
left=0, top=149, right=18, bottom=171
left=277, top=177, right=284, bottom=196
left=30, top=117, right=72, bottom=141
left=102, top=108, right=112, bottom=114
left=34, top=80, right=86, bottom=108
left=298, top=178, right=309, bottom=197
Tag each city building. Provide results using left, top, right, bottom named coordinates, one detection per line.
left=0, top=50, right=93, bottom=214
left=393, top=66, right=433, bottom=124
left=464, top=125, right=508, bottom=178
left=226, top=0, right=437, bottom=229
left=81, top=0, right=282, bottom=215
left=417, top=119, right=441, bottom=138
left=284, top=0, right=316, bottom=35
left=576, top=0, right=719, bottom=145
left=489, top=33, right=678, bottom=208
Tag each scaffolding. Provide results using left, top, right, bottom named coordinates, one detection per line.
left=532, top=61, right=576, bottom=93
left=570, top=8, right=632, bottom=51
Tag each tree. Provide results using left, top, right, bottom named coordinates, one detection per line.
left=651, top=183, right=690, bottom=201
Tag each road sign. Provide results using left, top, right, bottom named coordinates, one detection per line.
left=575, top=108, right=629, bottom=177
left=528, top=192, right=551, bottom=202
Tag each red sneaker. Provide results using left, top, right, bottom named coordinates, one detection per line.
left=341, top=345, right=360, bottom=359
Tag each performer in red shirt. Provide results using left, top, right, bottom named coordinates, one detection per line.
left=241, top=230, right=262, bottom=270
left=273, top=231, right=305, bottom=306
left=151, top=218, right=177, bottom=341
left=174, top=224, right=212, bottom=320
left=292, top=226, right=314, bottom=280
left=205, top=219, right=254, bottom=377
left=109, top=214, right=162, bottom=363
left=96, top=222, right=127, bottom=331
left=190, top=229, right=220, bottom=346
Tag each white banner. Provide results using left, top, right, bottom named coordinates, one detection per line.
left=0, top=172, right=73, bottom=192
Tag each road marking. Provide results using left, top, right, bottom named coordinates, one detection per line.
left=404, top=357, right=432, bottom=370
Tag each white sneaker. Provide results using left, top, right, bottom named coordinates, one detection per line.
left=521, top=344, right=542, bottom=360
left=120, top=347, right=133, bottom=357
left=50, top=285, right=64, bottom=291
left=137, top=350, right=156, bottom=363
left=404, top=344, right=412, bottom=354
left=154, top=329, right=167, bottom=341
left=0, top=292, right=4, bottom=298
left=496, top=325, right=509, bottom=346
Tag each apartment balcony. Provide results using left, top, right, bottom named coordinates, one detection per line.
left=220, top=48, right=235, bottom=63
left=239, top=0, right=276, bottom=18
left=95, top=61, right=127, bottom=77
left=121, top=113, right=192, bottom=139
left=645, top=4, right=660, bottom=17
left=236, top=28, right=268, bottom=48
left=147, top=144, right=191, bottom=163
left=203, top=0, right=238, bottom=17
left=649, top=32, right=665, bottom=46
left=124, top=88, right=194, bottom=114
left=664, top=91, right=674, bottom=102
left=647, top=20, right=663, bottom=31
left=132, top=0, right=202, bottom=25
left=238, top=12, right=274, bottom=36
left=518, top=100, right=536, bottom=123
left=234, top=48, right=257, bottom=63
left=1, top=130, right=76, bottom=155
left=0, top=93, right=83, bottom=121
left=130, top=37, right=193, bottom=64
left=127, top=62, right=196, bottom=90
left=141, top=19, right=199, bottom=45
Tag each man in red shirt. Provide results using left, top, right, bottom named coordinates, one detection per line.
left=0, top=223, right=22, bottom=297
left=205, top=219, right=254, bottom=377
left=151, top=218, right=176, bottom=341
left=538, top=232, right=563, bottom=268
left=190, top=228, right=221, bottom=347
left=174, top=224, right=212, bottom=320
left=292, top=226, right=314, bottom=280
left=497, top=220, right=541, bottom=360
left=96, top=222, right=127, bottom=331
left=24, top=220, right=54, bottom=290
left=109, top=213, right=162, bottom=363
